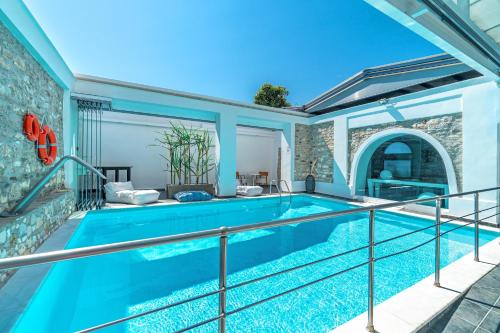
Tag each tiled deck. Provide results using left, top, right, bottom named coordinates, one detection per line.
left=421, top=265, right=500, bottom=333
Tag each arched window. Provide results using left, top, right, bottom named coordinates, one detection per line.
left=384, top=142, right=411, bottom=154
left=383, top=141, right=412, bottom=178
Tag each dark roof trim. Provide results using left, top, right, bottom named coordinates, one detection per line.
left=308, top=69, right=480, bottom=116
left=295, top=53, right=463, bottom=112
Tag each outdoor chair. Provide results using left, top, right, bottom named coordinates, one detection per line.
left=236, top=171, right=248, bottom=185
left=255, top=171, right=269, bottom=185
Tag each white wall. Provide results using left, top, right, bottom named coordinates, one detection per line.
left=73, top=70, right=499, bottom=220
left=95, top=112, right=281, bottom=190
left=236, top=127, right=281, bottom=183
left=73, top=76, right=310, bottom=195
left=309, top=77, right=500, bottom=219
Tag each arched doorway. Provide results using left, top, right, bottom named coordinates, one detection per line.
left=350, top=128, right=458, bottom=207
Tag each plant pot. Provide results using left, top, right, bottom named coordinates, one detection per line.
left=166, top=184, right=215, bottom=199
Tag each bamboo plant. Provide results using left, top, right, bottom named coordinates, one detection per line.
left=152, top=122, right=215, bottom=185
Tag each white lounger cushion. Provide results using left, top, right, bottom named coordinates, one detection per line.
left=116, top=190, right=160, bottom=205
left=237, top=185, right=263, bottom=196
left=104, top=181, right=159, bottom=205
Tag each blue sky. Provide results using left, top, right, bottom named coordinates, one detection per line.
left=24, top=0, right=441, bottom=105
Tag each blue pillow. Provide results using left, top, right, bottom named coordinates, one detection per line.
left=174, top=191, right=213, bottom=202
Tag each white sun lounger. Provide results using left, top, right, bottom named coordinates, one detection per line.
left=236, top=185, right=263, bottom=196
left=104, top=181, right=160, bottom=205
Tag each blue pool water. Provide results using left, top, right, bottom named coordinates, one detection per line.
left=14, top=195, right=498, bottom=332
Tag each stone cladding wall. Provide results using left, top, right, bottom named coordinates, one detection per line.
left=294, top=121, right=334, bottom=182
left=0, top=21, right=65, bottom=215
left=0, top=191, right=75, bottom=287
left=0, top=22, right=75, bottom=287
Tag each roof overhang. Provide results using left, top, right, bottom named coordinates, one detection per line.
left=365, top=0, right=500, bottom=80
left=72, top=74, right=311, bottom=125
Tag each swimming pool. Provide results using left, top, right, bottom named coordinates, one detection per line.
left=14, top=195, right=498, bottom=332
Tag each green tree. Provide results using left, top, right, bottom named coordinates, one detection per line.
left=254, top=83, right=291, bottom=108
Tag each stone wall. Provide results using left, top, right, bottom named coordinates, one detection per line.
left=348, top=113, right=462, bottom=190
left=295, top=124, right=312, bottom=181
left=0, top=21, right=65, bottom=215
left=294, top=121, right=334, bottom=182
left=0, top=21, right=73, bottom=287
left=0, top=190, right=75, bottom=287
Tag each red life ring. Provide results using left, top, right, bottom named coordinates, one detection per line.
left=38, top=125, right=57, bottom=165
left=23, top=114, right=40, bottom=141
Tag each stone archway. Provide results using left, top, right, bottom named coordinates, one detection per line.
left=349, top=128, right=458, bottom=197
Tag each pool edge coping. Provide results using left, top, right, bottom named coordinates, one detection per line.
left=330, top=238, right=500, bottom=333
left=0, top=212, right=85, bottom=333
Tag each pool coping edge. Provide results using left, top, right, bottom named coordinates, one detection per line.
left=330, top=238, right=500, bottom=333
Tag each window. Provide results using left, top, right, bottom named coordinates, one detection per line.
left=383, top=142, right=412, bottom=178
left=384, top=142, right=412, bottom=154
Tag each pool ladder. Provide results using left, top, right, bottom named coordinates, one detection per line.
left=269, top=180, right=292, bottom=204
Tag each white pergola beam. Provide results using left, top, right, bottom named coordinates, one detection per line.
left=365, top=0, right=499, bottom=80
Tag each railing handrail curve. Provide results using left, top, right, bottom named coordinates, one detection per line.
left=0, top=155, right=106, bottom=217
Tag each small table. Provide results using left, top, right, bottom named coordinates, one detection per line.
left=367, top=178, right=449, bottom=198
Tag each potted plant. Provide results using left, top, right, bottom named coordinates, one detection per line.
left=153, top=122, right=216, bottom=198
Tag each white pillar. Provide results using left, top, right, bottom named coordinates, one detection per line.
left=456, top=81, right=499, bottom=223
left=281, top=123, right=295, bottom=191
left=63, top=90, right=78, bottom=190
left=215, top=112, right=237, bottom=197
left=333, top=117, right=352, bottom=197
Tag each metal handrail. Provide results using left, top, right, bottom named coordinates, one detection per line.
left=279, top=179, right=292, bottom=203
left=1, top=186, right=499, bottom=332
left=375, top=204, right=500, bottom=246
left=269, top=179, right=281, bottom=198
left=0, top=155, right=106, bottom=217
left=269, top=179, right=291, bottom=206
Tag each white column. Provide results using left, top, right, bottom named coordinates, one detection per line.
left=63, top=90, right=78, bottom=189
left=281, top=123, right=295, bottom=191
left=215, top=112, right=237, bottom=197
left=332, top=117, right=352, bottom=197
left=456, top=81, right=499, bottom=222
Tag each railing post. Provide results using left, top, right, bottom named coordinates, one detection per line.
left=219, top=227, right=228, bottom=333
left=474, top=192, right=479, bottom=262
left=434, top=198, right=441, bottom=287
left=366, top=209, right=375, bottom=333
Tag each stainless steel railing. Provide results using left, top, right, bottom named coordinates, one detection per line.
left=269, top=179, right=281, bottom=198
left=0, top=186, right=499, bottom=332
left=279, top=179, right=292, bottom=203
left=0, top=155, right=106, bottom=217
left=269, top=179, right=292, bottom=204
